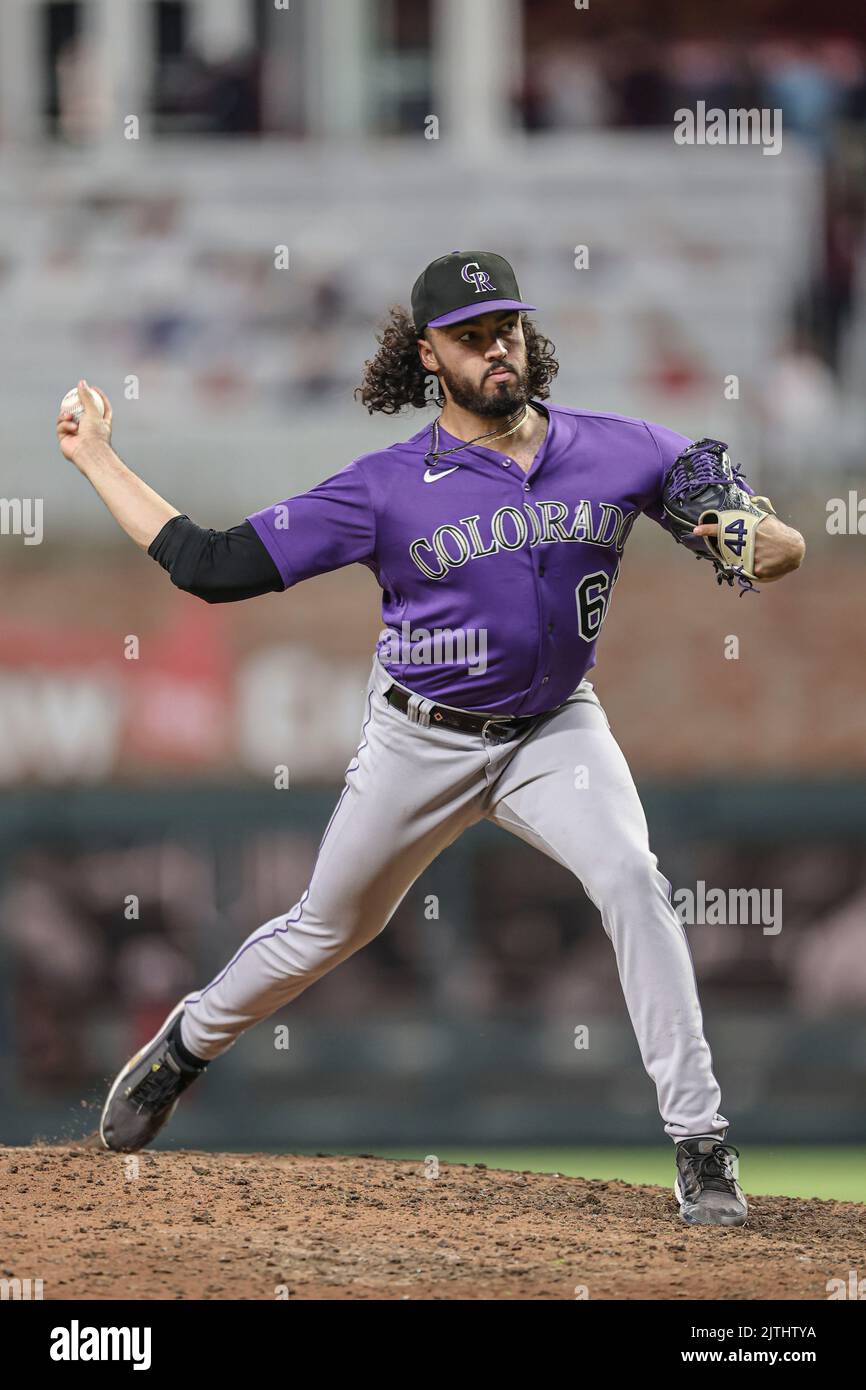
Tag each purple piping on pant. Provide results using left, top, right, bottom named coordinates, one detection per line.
left=185, top=687, right=376, bottom=1005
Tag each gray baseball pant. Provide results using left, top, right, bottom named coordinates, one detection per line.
left=181, top=655, right=728, bottom=1142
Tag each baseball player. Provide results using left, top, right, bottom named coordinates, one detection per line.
left=57, top=251, right=805, bottom=1225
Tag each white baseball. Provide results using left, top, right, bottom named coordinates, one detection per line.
left=60, top=385, right=105, bottom=422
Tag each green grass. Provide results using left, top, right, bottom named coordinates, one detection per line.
left=376, top=1147, right=866, bottom=1203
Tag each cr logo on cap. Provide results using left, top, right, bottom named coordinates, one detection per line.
left=461, top=261, right=497, bottom=294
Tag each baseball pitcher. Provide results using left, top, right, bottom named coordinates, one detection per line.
left=56, top=251, right=805, bottom=1225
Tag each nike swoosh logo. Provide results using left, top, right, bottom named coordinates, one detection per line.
left=423, top=466, right=460, bottom=483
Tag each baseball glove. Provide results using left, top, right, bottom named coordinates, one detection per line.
left=662, top=437, right=776, bottom=595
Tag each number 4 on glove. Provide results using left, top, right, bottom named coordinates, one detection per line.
left=662, top=438, right=776, bottom=595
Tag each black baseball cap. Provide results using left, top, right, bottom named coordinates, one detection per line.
left=411, top=250, right=536, bottom=333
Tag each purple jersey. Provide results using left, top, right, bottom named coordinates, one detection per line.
left=247, top=403, right=694, bottom=716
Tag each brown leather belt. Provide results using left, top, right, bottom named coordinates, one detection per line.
left=384, top=682, right=542, bottom=744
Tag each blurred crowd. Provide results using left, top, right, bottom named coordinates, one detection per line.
left=31, top=19, right=866, bottom=481
left=2, top=829, right=864, bottom=1089
left=516, top=36, right=866, bottom=147
left=518, top=34, right=866, bottom=409
left=55, top=27, right=866, bottom=150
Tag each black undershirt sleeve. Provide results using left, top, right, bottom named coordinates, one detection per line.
left=147, top=515, right=285, bottom=603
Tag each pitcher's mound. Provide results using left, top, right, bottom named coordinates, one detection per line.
left=2, top=1145, right=860, bottom=1300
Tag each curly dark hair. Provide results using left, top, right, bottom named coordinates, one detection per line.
left=354, top=305, right=559, bottom=415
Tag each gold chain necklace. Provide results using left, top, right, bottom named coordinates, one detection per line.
left=427, top=404, right=530, bottom=464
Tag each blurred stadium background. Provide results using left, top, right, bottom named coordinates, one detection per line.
left=1, top=0, right=865, bottom=1198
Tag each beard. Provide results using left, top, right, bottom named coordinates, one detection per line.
left=438, top=360, right=529, bottom=419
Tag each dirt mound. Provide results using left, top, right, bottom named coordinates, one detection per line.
left=2, top=1145, right=863, bottom=1300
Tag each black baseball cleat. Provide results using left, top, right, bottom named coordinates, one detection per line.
left=100, top=1000, right=208, bottom=1153
left=674, top=1137, right=748, bottom=1227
